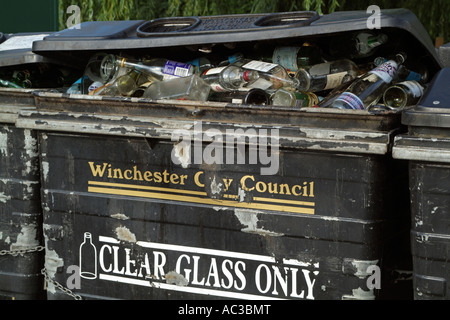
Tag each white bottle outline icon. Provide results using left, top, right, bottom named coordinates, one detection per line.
left=79, top=232, right=97, bottom=279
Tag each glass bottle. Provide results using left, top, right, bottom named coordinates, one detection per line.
left=100, top=54, right=195, bottom=83
left=331, top=53, right=406, bottom=110
left=201, top=65, right=260, bottom=92
left=295, top=59, right=360, bottom=92
left=329, top=32, right=388, bottom=59
left=143, top=74, right=210, bottom=101
left=374, top=56, right=428, bottom=83
left=232, top=59, right=301, bottom=90
left=269, top=88, right=319, bottom=107
left=254, top=43, right=323, bottom=72
left=382, top=80, right=424, bottom=109
left=208, top=88, right=270, bottom=105
left=79, top=232, right=97, bottom=280
left=0, top=78, right=22, bottom=88
left=92, top=73, right=138, bottom=97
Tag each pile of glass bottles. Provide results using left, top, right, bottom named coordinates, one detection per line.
left=0, top=30, right=429, bottom=111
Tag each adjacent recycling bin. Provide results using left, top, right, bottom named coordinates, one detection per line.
left=393, top=68, right=450, bottom=300
left=0, top=88, right=45, bottom=300
left=16, top=9, right=442, bottom=300
left=0, top=33, right=81, bottom=299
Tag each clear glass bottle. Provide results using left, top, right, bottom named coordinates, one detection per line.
left=143, top=74, right=211, bottom=101
left=383, top=80, right=424, bottom=109
left=100, top=54, right=195, bottom=83
left=269, top=88, right=319, bottom=107
left=232, top=59, right=301, bottom=90
left=79, top=232, right=97, bottom=280
left=329, top=32, right=388, bottom=59
left=201, top=65, right=260, bottom=92
left=331, top=53, right=406, bottom=110
left=295, top=59, right=360, bottom=92
left=92, top=73, right=138, bottom=97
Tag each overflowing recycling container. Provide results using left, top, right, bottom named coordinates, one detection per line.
left=0, top=33, right=80, bottom=299
left=12, top=9, right=444, bottom=300
left=392, top=68, right=450, bottom=300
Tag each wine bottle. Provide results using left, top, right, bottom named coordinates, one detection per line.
left=92, top=73, right=138, bottom=97
left=143, top=74, right=210, bottom=101
left=201, top=65, right=259, bottom=92
left=208, top=88, right=270, bottom=105
left=383, top=80, right=424, bottom=109
left=232, top=59, right=301, bottom=90
left=295, top=59, right=360, bottom=92
left=100, top=54, right=195, bottom=83
left=331, top=53, right=406, bottom=110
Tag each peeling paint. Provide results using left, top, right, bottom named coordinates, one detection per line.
left=165, top=271, right=189, bottom=286
left=209, top=176, right=222, bottom=195
left=111, top=213, right=130, bottom=220
left=238, top=187, right=246, bottom=202
left=342, top=287, right=375, bottom=300
left=350, top=260, right=379, bottom=279
left=42, top=161, right=49, bottom=181
left=44, top=249, right=64, bottom=294
left=10, top=224, right=40, bottom=251
left=172, top=141, right=190, bottom=169
left=212, top=206, right=228, bottom=211
left=0, top=131, right=8, bottom=156
left=0, top=192, right=11, bottom=203
left=115, top=226, right=137, bottom=243
left=234, top=209, right=283, bottom=236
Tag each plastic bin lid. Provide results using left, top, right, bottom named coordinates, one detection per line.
left=32, top=8, right=440, bottom=67
left=0, top=32, right=53, bottom=67
left=402, top=68, right=450, bottom=128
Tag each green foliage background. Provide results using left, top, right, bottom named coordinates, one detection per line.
left=58, top=0, right=449, bottom=44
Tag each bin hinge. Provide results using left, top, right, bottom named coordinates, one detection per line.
left=41, top=268, right=83, bottom=300
left=0, top=245, right=45, bottom=256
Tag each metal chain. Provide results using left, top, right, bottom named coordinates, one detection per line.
left=41, top=268, right=83, bottom=300
left=0, top=245, right=82, bottom=300
left=0, top=245, right=45, bottom=256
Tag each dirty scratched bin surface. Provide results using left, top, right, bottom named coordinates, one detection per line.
left=16, top=8, right=443, bottom=300
left=0, top=88, right=45, bottom=300
left=393, top=68, right=450, bottom=300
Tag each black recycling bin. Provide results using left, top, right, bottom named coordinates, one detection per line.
left=393, top=67, right=450, bottom=300
left=0, top=32, right=81, bottom=300
left=0, top=87, right=45, bottom=300
left=17, top=9, right=442, bottom=300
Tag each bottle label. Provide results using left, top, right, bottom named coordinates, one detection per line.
left=272, top=47, right=300, bottom=72
left=247, top=78, right=273, bottom=90
left=309, top=63, right=331, bottom=76
left=399, top=81, right=424, bottom=98
left=242, top=60, right=277, bottom=73
left=203, top=66, right=226, bottom=76
left=324, top=71, right=349, bottom=90
left=335, top=92, right=365, bottom=110
left=369, top=61, right=398, bottom=83
left=163, top=60, right=192, bottom=80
